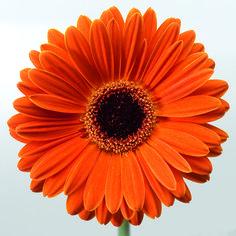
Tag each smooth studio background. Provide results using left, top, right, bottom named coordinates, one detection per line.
left=1, top=0, right=235, bottom=235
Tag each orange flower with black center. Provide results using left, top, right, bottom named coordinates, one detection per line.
left=8, top=7, right=229, bottom=226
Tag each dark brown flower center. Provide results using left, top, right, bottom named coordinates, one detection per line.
left=84, top=81, right=156, bottom=153
left=95, top=91, right=146, bottom=140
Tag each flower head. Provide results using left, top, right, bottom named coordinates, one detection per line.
left=8, top=7, right=229, bottom=226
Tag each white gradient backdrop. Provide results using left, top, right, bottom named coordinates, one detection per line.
left=1, top=0, right=235, bottom=235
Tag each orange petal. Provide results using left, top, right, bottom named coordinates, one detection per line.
left=64, top=145, right=100, bottom=195
left=141, top=22, right=180, bottom=83
left=148, top=136, right=191, bottom=172
left=153, top=68, right=213, bottom=105
left=168, top=104, right=226, bottom=123
left=65, top=26, right=102, bottom=88
left=175, top=30, right=196, bottom=63
left=16, top=120, right=80, bottom=141
left=111, top=209, right=124, bottom=227
left=7, top=113, right=34, bottom=130
left=138, top=144, right=176, bottom=190
left=190, top=79, right=229, bottom=98
left=20, top=68, right=32, bottom=83
left=109, top=6, right=124, bottom=34
left=40, top=43, right=71, bottom=62
left=17, top=81, right=43, bottom=96
left=156, top=126, right=209, bottom=156
left=40, top=51, right=92, bottom=98
left=144, top=40, right=183, bottom=88
left=160, top=52, right=208, bottom=86
left=158, top=95, right=221, bottom=117
left=159, top=120, right=221, bottom=148
left=18, top=134, right=78, bottom=158
left=125, top=8, right=141, bottom=25
left=79, top=209, right=95, bottom=221
left=107, top=19, right=121, bottom=80
left=84, top=151, right=111, bottom=211
left=146, top=18, right=180, bottom=60
left=123, top=13, right=143, bottom=78
left=182, top=172, right=210, bottom=183
left=189, top=42, right=205, bottom=54
left=90, top=19, right=114, bottom=82
left=95, top=198, right=112, bottom=225
left=169, top=168, right=186, bottom=198
left=184, top=156, right=212, bottom=175
left=202, top=58, right=215, bottom=69
left=105, top=153, right=123, bottom=214
left=176, top=184, right=192, bottom=203
left=220, top=99, right=229, bottom=112
left=208, top=146, right=223, bottom=157
left=13, top=97, right=80, bottom=120
left=128, top=40, right=147, bottom=82
left=121, top=152, right=145, bottom=211
left=120, top=198, right=135, bottom=220
left=29, top=69, right=85, bottom=103
left=136, top=149, right=175, bottom=207
left=47, top=28, right=66, bottom=50
left=30, top=94, right=85, bottom=114
left=9, top=129, right=29, bottom=143
left=66, top=183, right=86, bottom=215
left=29, top=50, right=43, bottom=69
left=100, top=9, right=113, bottom=26
left=43, top=160, right=77, bottom=198
left=30, top=179, right=45, bottom=192
left=30, top=136, right=89, bottom=180
left=143, top=7, right=157, bottom=42
left=17, top=154, right=41, bottom=172
left=142, top=175, right=162, bottom=219
left=204, top=124, right=229, bottom=143
left=19, top=69, right=44, bottom=95
left=128, top=211, right=144, bottom=226
left=76, top=15, right=92, bottom=41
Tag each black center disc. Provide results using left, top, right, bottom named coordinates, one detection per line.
left=94, top=91, right=146, bottom=140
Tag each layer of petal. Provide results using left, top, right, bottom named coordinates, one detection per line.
left=136, top=150, right=175, bottom=207
left=64, top=144, right=100, bottom=195
left=105, top=153, right=123, bottom=214
left=47, top=29, right=66, bottom=50
left=13, top=97, right=80, bottom=120
left=138, top=143, right=176, bottom=190
left=95, top=198, right=112, bottom=225
left=29, top=69, right=85, bottom=103
left=148, top=136, right=191, bottom=172
left=16, top=120, right=81, bottom=141
left=156, top=126, right=209, bottom=156
left=159, top=120, right=221, bottom=147
left=158, top=95, right=221, bottom=117
left=143, top=8, right=157, bottom=42
left=77, top=15, right=92, bottom=41
left=90, top=19, right=114, bottom=82
left=142, top=175, right=162, bottom=219
left=66, top=183, right=86, bottom=215
left=123, top=13, right=143, bottom=78
left=40, top=51, right=92, bottom=98
left=190, top=79, right=229, bottom=98
left=121, top=152, right=145, bottom=211
left=30, top=136, right=89, bottom=180
left=65, top=26, right=102, bottom=88
left=84, top=151, right=111, bottom=211
left=30, top=94, right=85, bottom=113
left=153, top=68, right=213, bottom=105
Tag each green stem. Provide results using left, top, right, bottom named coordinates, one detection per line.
left=118, top=220, right=130, bottom=236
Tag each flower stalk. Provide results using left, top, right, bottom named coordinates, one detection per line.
left=118, top=220, right=130, bottom=236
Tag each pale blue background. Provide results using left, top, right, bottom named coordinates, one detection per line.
left=0, top=0, right=235, bottom=235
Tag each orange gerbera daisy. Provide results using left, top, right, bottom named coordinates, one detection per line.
left=8, top=7, right=229, bottom=226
